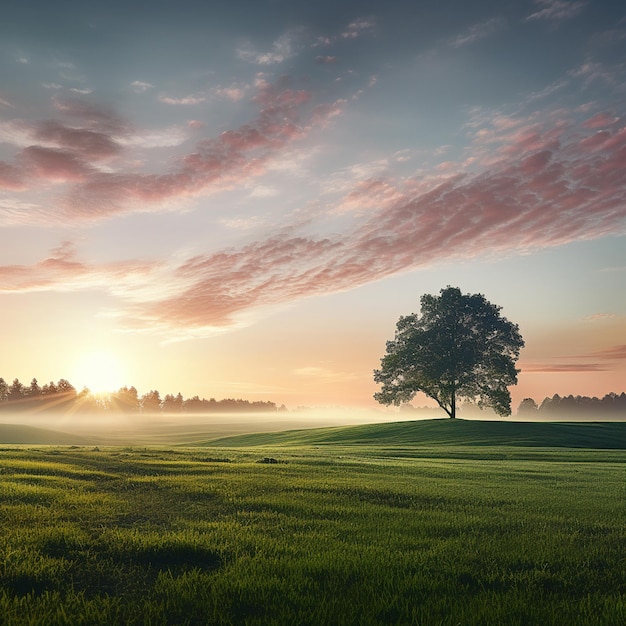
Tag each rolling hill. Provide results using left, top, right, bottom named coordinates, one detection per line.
left=0, top=424, right=89, bottom=445
left=205, top=418, right=626, bottom=449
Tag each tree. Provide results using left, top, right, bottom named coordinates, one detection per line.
left=373, top=286, right=524, bottom=418
left=140, top=390, right=162, bottom=413
left=517, top=397, right=538, bottom=416
left=28, top=378, right=42, bottom=399
left=8, top=378, right=25, bottom=403
left=110, top=386, right=139, bottom=413
left=162, top=392, right=184, bottom=413
left=42, top=381, right=57, bottom=396
left=0, top=377, right=8, bottom=402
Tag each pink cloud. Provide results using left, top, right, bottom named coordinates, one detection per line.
left=520, top=363, right=607, bottom=373
left=60, top=79, right=326, bottom=218
left=52, top=96, right=129, bottom=134
left=583, top=345, right=626, bottom=360
left=0, top=78, right=344, bottom=222
left=0, top=161, right=25, bottom=190
left=2, top=96, right=626, bottom=336
left=143, top=236, right=344, bottom=327
left=33, top=120, right=121, bottom=160
left=134, top=113, right=626, bottom=331
left=519, top=345, right=626, bottom=376
left=0, top=242, right=158, bottom=293
left=20, top=146, right=91, bottom=182
left=583, top=112, right=619, bottom=129
left=336, top=178, right=404, bottom=214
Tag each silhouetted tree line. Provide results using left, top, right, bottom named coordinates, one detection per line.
left=0, top=377, right=77, bottom=413
left=517, top=393, right=626, bottom=417
left=0, top=377, right=285, bottom=414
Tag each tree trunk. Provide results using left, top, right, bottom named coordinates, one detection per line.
left=450, top=388, right=456, bottom=419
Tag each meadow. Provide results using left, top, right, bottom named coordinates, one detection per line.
left=1, top=419, right=625, bottom=625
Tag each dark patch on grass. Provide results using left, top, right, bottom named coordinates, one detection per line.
left=120, top=544, right=222, bottom=571
left=33, top=534, right=223, bottom=599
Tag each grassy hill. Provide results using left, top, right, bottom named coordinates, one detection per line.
left=0, top=424, right=88, bottom=445
left=206, top=418, right=626, bottom=449
left=1, top=418, right=625, bottom=450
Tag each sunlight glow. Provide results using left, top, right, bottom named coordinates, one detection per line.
left=73, top=351, right=127, bottom=394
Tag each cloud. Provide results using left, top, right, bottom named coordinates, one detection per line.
left=52, top=96, right=129, bottom=135
left=2, top=94, right=626, bottom=337
left=0, top=242, right=159, bottom=294
left=569, top=61, right=618, bottom=89
left=132, top=111, right=626, bottom=333
left=237, top=29, right=302, bottom=65
left=0, top=94, right=15, bottom=108
left=526, top=0, right=588, bottom=22
left=583, top=112, right=620, bottom=130
left=57, top=80, right=343, bottom=219
left=584, top=345, right=626, bottom=360
left=582, top=313, right=617, bottom=321
left=0, top=116, right=183, bottom=160
left=33, top=120, right=122, bottom=159
left=450, top=18, right=506, bottom=48
left=131, top=81, right=154, bottom=94
left=521, top=344, right=626, bottom=374
left=315, top=55, right=339, bottom=65
left=313, top=17, right=376, bottom=48
left=247, top=185, right=278, bottom=198
left=158, top=95, right=206, bottom=105
left=213, top=86, right=247, bottom=101
left=19, top=146, right=92, bottom=182
left=341, top=17, right=376, bottom=40
left=0, top=115, right=124, bottom=188
left=520, top=363, right=607, bottom=372
left=0, top=162, right=25, bottom=190
left=0, top=78, right=347, bottom=223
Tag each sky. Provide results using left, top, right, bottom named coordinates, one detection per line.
left=0, top=0, right=625, bottom=411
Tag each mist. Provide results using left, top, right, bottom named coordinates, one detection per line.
left=1, top=402, right=623, bottom=447
left=0, top=407, right=422, bottom=447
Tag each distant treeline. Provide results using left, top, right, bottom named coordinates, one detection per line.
left=517, top=393, right=626, bottom=417
left=0, top=377, right=285, bottom=414
left=401, top=392, right=626, bottom=418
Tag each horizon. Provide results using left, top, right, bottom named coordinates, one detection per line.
left=1, top=1, right=625, bottom=411
left=0, top=374, right=624, bottom=421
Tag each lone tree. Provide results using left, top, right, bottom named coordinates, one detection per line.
left=374, top=286, right=524, bottom=418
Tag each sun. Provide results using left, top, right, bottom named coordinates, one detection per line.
left=74, top=350, right=127, bottom=394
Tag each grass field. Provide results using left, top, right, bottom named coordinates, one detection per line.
left=1, top=419, right=625, bottom=625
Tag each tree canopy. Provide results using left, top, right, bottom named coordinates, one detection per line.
left=374, top=286, right=524, bottom=418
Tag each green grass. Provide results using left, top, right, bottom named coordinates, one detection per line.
left=206, top=418, right=626, bottom=449
left=0, top=424, right=88, bottom=445
left=0, top=420, right=625, bottom=625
